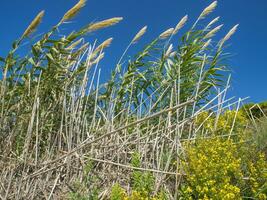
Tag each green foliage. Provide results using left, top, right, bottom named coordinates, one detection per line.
left=237, top=137, right=267, bottom=199
left=101, top=20, right=227, bottom=117
left=109, top=153, right=166, bottom=200
left=69, top=189, right=89, bottom=200
left=131, top=152, right=155, bottom=195
left=0, top=2, right=113, bottom=156
left=253, top=119, right=267, bottom=151
left=111, top=183, right=128, bottom=200
left=68, top=160, right=100, bottom=200
left=241, top=101, right=267, bottom=119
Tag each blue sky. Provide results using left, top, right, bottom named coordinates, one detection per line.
left=1, top=0, right=267, bottom=103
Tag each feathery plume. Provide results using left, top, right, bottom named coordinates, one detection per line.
left=206, top=16, right=220, bottom=29
left=204, top=24, right=223, bottom=39
left=173, top=15, right=188, bottom=34
left=202, top=39, right=212, bottom=49
left=60, top=0, right=86, bottom=23
left=132, top=26, right=147, bottom=44
left=170, top=52, right=176, bottom=58
left=86, top=17, right=123, bottom=32
left=165, top=44, right=173, bottom=57
left=159, top=28, right=174, bottom=39
left=21, top=10, right=45, bottom=38
left=71, top=43, right=89, bottom=59
left=219, top=24, right=239, bottom=48
left=90, top=52, right=105, bottom=65
left=94, top=38, right=113, bottom=53
left=66, top=38, right=83, bottom=50
left=199, top=1, right=217, bottom=19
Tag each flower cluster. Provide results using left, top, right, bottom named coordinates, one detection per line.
left=181, top=138, right=243, bottom=199
left=195, top=110, right=248, bottom=136
left=110, top=184, right=167, bottom=200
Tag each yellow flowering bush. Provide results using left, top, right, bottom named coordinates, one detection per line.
left=180, top=136, right=267, bottom=199
left=195, top=110, right=248, bottom=136
left=181, top=138, right=243, bottom=199
left=110, top=184, right=167, bottom=200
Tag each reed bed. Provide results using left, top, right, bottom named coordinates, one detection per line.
left=0, top=1, right=266, bottom=199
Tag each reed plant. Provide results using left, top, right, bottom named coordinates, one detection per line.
left=0, top=1, right=266, bottom=199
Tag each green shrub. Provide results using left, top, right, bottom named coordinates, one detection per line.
left=131, top=152, right=155, bottom=195
left=241, top=101, right=267, bottom=119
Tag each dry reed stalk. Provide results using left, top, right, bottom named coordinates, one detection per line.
left=91, top=52, right=105, bottom=65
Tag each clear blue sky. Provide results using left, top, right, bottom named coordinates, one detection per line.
left=1, top=0, right=267, bottom=103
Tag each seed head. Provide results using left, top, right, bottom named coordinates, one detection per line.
left=206, top=17, right=220, bottom=29
left=86, top=17, right=123, bottom=32
left=22, top=10, right=45, bottom=38
left=173, top=15, right=188, bottom=34
left=60, top=0, right=86, bottom=23
left=199, top=1, right=217, bottom=19
left=202, top=39, right=212, bottom=49
left=132, top=26, right=147, bottom=44
left=90, top=52, right=105, bottom=65
left=159, top=28, right=174, bottom=39
left=94, top=38, right=113, bottom=53
left=165, top=44, right=173, bottom=57
left=66, top=38, right=84, bottom=50
left=219, top=24, right=239, bottom=48
left=204, top=24, right=223, bottom=39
